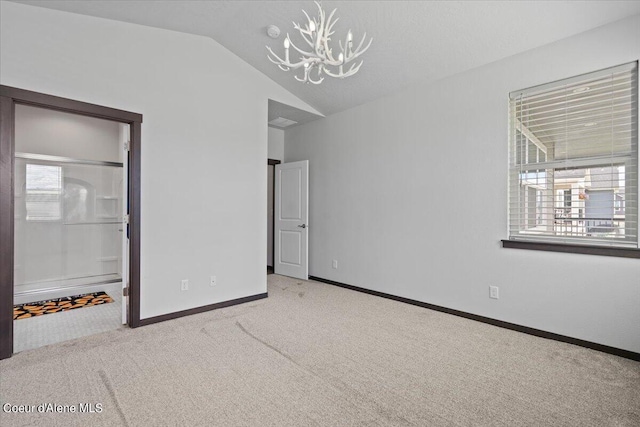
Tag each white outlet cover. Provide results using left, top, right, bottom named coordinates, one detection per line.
left=489, top=286, right=499, bottom=299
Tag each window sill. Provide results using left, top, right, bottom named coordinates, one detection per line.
left=501, top=240, right=640, bottom=259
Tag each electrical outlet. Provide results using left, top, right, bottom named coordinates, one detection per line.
left=181, top=279, right=189, bottom=291
left=210, top=276, right=216, bottom=286
left=332, top=259, right=338, bottom=269
left=489, top=286, right=499, bottom=299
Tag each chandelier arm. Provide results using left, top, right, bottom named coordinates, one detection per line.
left=293, top=23, right=312, bottom=42
left=347, top=32, right=367, bottom=59
left=292, top=21, right=303, bottom=34
left=323, top=39, right=341, bottom=65
left=345, top=33, right=351, bottom=57
left=314, top=31, right=323, bottom=58
left=286, top=58, right=317, bottom=69
left=347, top=61, right=363, bottom=74
left=344, top=36, right=372, bottom=63
left=315, top=1, right=324, bottom=27
left=301, top=9, right=314, bottom=32
left=323, top=60, right=363, bottom=78
left=303, top=64, right=311, bottom=82
left=307, top=75, right=324, bottom=84
left=327, top=18, right=339, bottom=36
left=287, top=38, right=315, bottom=58
left=299, top=31, right=315, bottom=48
left=313, top=2, right=327, bottom=57
left=355, top=33, right=368, bottom=54
left=317, top=35, right=326, bottom=59
left=308, top=63, right=324, bottom=84
left=267, top=54, right=291, bottom=71
left=326, top=8, right=338, bottom=32
left=338, top=39, right=344, bottom=54
left=322, top=9, right=339, bottom=61
left=318, top=38, right=342, bottom=66
left=293, top=22, right=316, bottom=45
left=318, top=3, right=326, bottom=33
left=321, top=21, right=338, bottom=62
left=314, top=42, right=322, bottom=61
left=266, top=47, right=286, bottom=64
left=267, top=45, right=316, bottom=69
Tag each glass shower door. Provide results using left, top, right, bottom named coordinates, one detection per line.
left=14, top=155, right=123, bottom=304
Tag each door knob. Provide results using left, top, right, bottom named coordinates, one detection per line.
left=297, top=224, right=307, bottom=229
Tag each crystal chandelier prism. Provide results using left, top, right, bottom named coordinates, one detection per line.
left=266, top=1, right=373, bottom=84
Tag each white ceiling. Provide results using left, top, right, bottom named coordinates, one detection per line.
left=11, top=1, right=640, bottom=116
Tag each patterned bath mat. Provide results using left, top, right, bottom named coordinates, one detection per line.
left=13, top=292, right=114, bottom=320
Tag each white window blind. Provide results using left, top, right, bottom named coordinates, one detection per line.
left=508, top=62, right=638, bottom=248
left=25, top=164, right=62, bottom=221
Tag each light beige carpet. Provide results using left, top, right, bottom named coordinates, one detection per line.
left=1, top=274, right=639, bottom=426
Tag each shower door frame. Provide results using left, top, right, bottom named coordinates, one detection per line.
left=0, top=85, right=143, bottom=360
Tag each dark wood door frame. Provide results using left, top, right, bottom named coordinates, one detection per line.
left=0, top=85, right=143, bottom=360
left=268, top=159, right=281, bottom=271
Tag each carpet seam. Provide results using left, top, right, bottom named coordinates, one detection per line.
left=98, top=369, right=130, bottom=427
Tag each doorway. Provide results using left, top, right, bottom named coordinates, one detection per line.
left=13, top=105, right=126, bottom=352
left=0, top=86, right=142, bottom=359
left=267, top=159, right=281, bottom=274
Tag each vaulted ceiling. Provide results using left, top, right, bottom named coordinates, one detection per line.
left=12, top=1, right=640, bottom=116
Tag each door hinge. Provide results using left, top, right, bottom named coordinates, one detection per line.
left=123, top=214, right=130, bottom=224
left=123, top=287, right=129, bottom=297
left=124, top=141, right=130, bottom=151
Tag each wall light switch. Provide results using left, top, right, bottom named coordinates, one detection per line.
left=210, top=276, right=216, bottom=286
left=181, top=279, right=189, bottom=291
left=332, top=260, right=338, bottom=269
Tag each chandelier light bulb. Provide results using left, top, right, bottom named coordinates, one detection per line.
left=284, top=37, right=290, bottom=62
left=266, top=1, right=373, bottom=84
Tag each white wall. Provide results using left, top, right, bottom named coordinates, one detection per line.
left=1, top=2, right=320, bottom=319
left=268, top=127, right=285, bottom=161
left=285, top=14, right=640, bottom=352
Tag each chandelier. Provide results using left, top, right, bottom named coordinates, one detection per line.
left=266, top=1, right=372, bottom=84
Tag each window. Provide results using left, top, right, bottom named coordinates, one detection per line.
left=508, top=62, right=638, bottom=248
left=25, top=164, right=62, bottom=221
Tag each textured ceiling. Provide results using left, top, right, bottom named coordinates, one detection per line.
left=11, top=1, right=640, bottom=116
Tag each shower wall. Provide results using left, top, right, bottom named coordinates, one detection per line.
left=14, top=105, right=123, bottom=302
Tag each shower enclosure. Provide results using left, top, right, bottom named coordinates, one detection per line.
left=13, top=155, right=124, bottom=304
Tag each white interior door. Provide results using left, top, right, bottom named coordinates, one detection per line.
left=120, top=124, right=129, bottom=325
left=274, top=160, right=308, bottom=279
